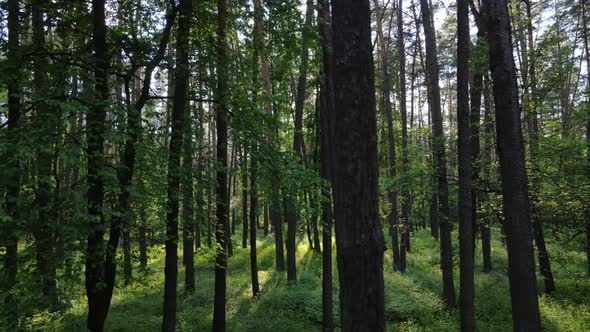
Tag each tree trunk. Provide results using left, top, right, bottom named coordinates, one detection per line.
left=242, top=147, right=249, bottom=248
left=457, top=0, right=475, bottom=329
left=483, top=0, right=541, bottom=329
left=317, top=0, right=335, bottom=329
left=249, top=143, right=260, bottom=297
left=162, top=0, right=191, bottom=329
left=582, top=0, right=590, bottom=278
left=397, top=0, right=412, bottom=266
left=212, top=0, right=229, bottom=329
left=419, top=0, right=456, bottom=308
left=481, top=75, right=493, bottom=273
left=373, top=0, right=401, bottom=272
left=4, top=0, right=22, bottom=326
left=183, top=99, right=195, bottom=293
left=85, top=0, right=110, bottom=329
left=332, top=1, right=386, bottom=330
left=32, top=0, right=59, bottom=308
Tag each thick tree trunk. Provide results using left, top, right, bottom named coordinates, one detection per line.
left=85, top=0, right=110, bottom=329
left=332, top=1, right=385, bottom=330
left=212, top=0, right=229, bottom=329
left=318, top=0, right=335, bottom=329
left=373, top=0, right=401, bottom=272
left=162, top=0, right=191, bottom=329
left=483, top=0, right=541, bottom=330
left=582, top=0, right=590, bottom=278
left=457, top=0, right=475, bottom=329
left=481, top=75, right=493, bottom=273
left=419, top=0, right=456, bottom=308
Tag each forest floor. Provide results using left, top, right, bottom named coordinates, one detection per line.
left=12, top=226, right=590, bottom=331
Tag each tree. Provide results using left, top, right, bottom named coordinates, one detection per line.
left=582, top=0, right=590, bottom=277
left=483, top=0, right=541, bottom=329
left=331, top=0, right=386, bottom=330
left=419, top=0, right=456, bottom=308
left=3, top=0, right=22, bottom=326
left=212, top=0, right=229, bottom=328
left=457, top=0, right=475, bottom=330
left=373, top=0, right=401, bottom=272
left=85, top=0, right=111, bottom=329
left=317, top=0, right=335, bottom=329
left=162, top=0, right=191, bottom=329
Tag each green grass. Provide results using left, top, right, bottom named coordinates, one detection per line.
left=7, top=226, right=590, bottom=331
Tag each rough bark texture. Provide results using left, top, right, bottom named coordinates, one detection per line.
left=583, top=0, right=590, bottom=278
left=318, top=0, right=335, bottom=329
left=457, top=0, right=475, bottom=329
left=212, top=0, right=229, bottom=328
left=483, top=0, right=542, bottom=330
left=481, top=75, right=493, bottom=273
left=331, top=0, right=386, bottom=330
left=162, top=0, right=190, bottom=330
left=419, top=0, right=456, bottom=308
left=85, top=1, right=110, bottom=329
left=242, top=147, right=249, bottom=248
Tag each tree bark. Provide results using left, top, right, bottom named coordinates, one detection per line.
left=4, top=0, right=21, bottom=326
left=483, top=0, right=542, bottom=330
left=332, top=0, right=386, bottom=330
left=318, top=0, right=335, bottom=329
left=183, top=100, right=195, bottom=293
left=162, top=0, right=191, bottom=329
left=457, top=0, right=475, bottom=329
left=582, top=0, right=590, bottom=278
left=249, top=143, right=260, bottom=297
left=242, top=147, right=249, bottom=248
left=419, top=0, right=456, bottom=308
left=212, top=0, right=229, bottom=328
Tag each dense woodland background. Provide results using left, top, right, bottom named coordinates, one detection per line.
left=0, top=0, right=589, bottom=331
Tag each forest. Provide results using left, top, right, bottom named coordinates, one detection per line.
left=0, top=0, right=589, bottom=330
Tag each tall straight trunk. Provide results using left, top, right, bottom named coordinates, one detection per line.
left=523, top=1, right=555, bottom=295
left=419, top=0, right=456, bottom=308
left=162, top=0, right=191, bottom=329
left=213, top=0, right=229, bottom=329
left=139, top=199, right=148, bottom=269
left=317, top=0, right=335, bottom=329
left=457, top=0, right=475, bottom=330
left=4, top=0, right=21, bottom=325
left=582, top=0, right=590, bottom=277
left=183, top=103, right=195, bottom=293
left=195, top=97, right=205, bottom=251
left=249, top=143, right=260, bottom=296
left=332, top=1, right=385, bottom=330
left=253, top=0, right=285, bottom=272
left=483, top=0, right=541, bottom=330
left=85, top=0, right=110, bottom=329
left=469, top=3, right=486, bottom=259
left=373, top=0, right=401, bottom=272
left=264, top=201, right=270, bottom=235
left=481, top=75, right=493, bottom=273
left=397, top=0, right=412, bottom=263
left=32, top=0, right=59, bottom=308
left=241, top=147, right=249, bottom=248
